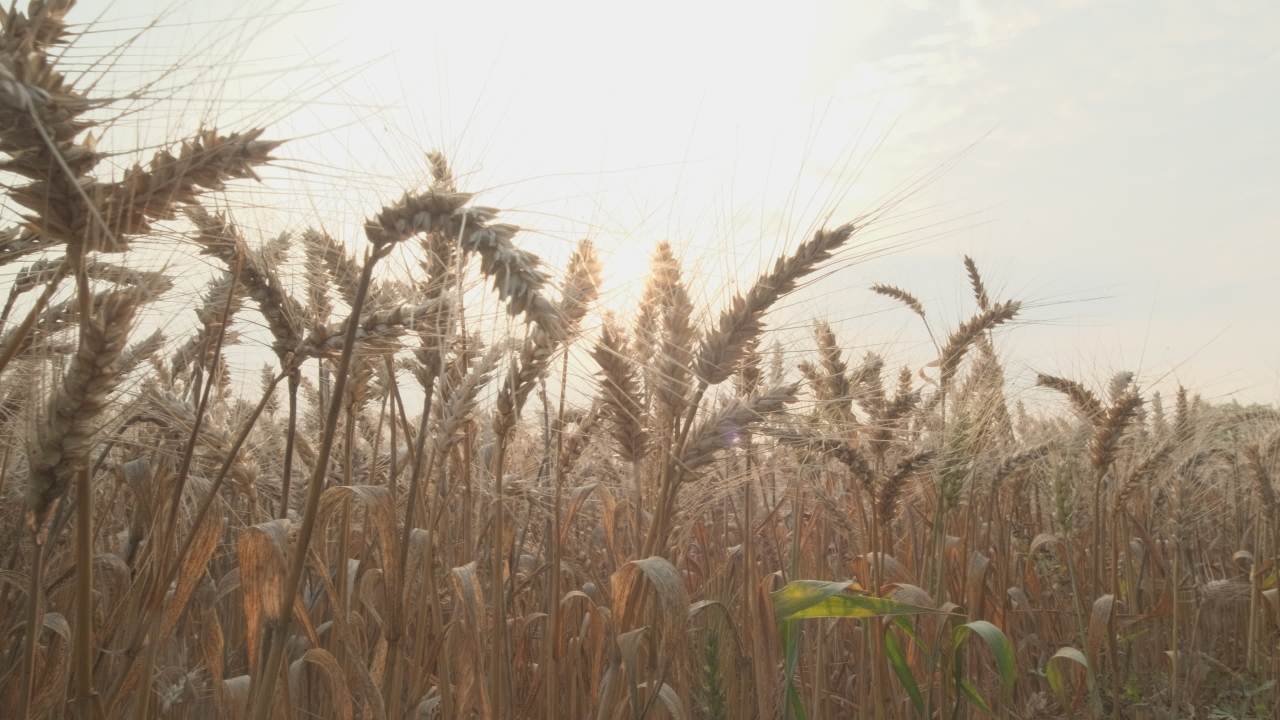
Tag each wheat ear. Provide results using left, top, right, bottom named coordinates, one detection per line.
left=680, top=383, right=799, bottom=473
left=593, top=319, right=649, bottom=464
left=871, top=283, right=927, bottom=320
left=697, top=224, right=856, bottom=386
left=938, top=300, right=1020, bottom=386
left=27, top=289, right=141, bottom=522
left=1036, top=374, right=1105, bottom=422
left=962, top=255, right=990, bottom=310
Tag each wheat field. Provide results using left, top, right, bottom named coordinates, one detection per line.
left=0, top=2, right=1276, bottom=719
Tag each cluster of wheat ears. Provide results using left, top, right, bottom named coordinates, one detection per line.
left=0, top=3, right=1276, bottom=719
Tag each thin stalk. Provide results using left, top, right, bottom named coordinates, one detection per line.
left=128, top=256, right=241, bottom=713
left=69, top=234, right=96, bottom=718
left=248, top=246, right=383, bottom=720
left=159, top=253, right=243, bottom=556
left=643, top=380, right=708, bottom=557
left=489, top=432, right=512, bottom=717
left=1063, top=537, right=1103, bottom=719
left=1169, top=538, right=1180, bottom=717
left=545, top=352, right=570, bottom=720
left=386, top=340, right=443, bottom=719
left=16, top=537, right=45, bottom=720
left=382, top=363, right=405, bottom=717
left=73, top=466, right=94, bottom=719
left=369, top=386, right=388, bottom=484
left=277, top=370, right=300, bottom=518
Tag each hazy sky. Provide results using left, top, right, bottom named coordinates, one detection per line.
left=69, top=0, right=1280, bottom=407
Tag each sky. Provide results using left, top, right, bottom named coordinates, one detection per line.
left=59, top=0, right=1280, bottom=408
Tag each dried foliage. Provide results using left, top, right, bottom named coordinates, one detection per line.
left=0, top=6, right=1275, bottom=720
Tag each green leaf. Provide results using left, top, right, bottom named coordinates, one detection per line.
left=772, top=580, right=941, bottom=622
left=773, top=576, right=947, bottom=717
left=781, top=616, right=806, bottom=720
left=891, top=615, right=920, bottom=641
left=885, top=629, right=925, bottom=715
left=785, top=680, right=808, bottom=720
left=953, top=620, right=1016, bottom=702
left=773, top=581, right=942, bottom=719
left=958, top=679, right=992, bottom=714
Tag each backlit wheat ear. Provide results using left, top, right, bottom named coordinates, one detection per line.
left=633, top=256, right=663, bottom=381
left=813, top=321, right=851, bottom=421
left=1036, top=373, right=1104, bottom=422
left=849, top=352, right=886, bottom=417
left=1, top=0, right=77, bottom=53
left=697, top=223, right=856, bottom=386
left=435, top=344, right=502, bottom=455
left=766, top=423, right=876, bottom=492
left=119, top=329, right=164, bottom=377
left=302, top=231, right=333, bottom=327
left=991, top=444, right=1049, bottom=495
left=139, top=386, right=260, bottom=494
left=734, top=334, right=762, bottom=398
left=1117, top=438, right=1176, bottom=508
left=0, top=0, right=104, bottom=256
left=879, top=450, right=935, bottom=525
left=1149, top=390, right=1168, bottom=434
left=633, top=313, right=659, bottom=383
left=189, top=205, right=305, bottom=361
left=0, top=287, right=129, bottom=361
left=798, top=360, right=823, bottom=395
left=1091, top=390, right=1143, bottom=474
left=558, top=238, right=603, bottom=336
left=0, top=226, right=54, bottom=266
left=1108, top=371, right=1135, bottom=403
left=171, top=271, right=245, bottom=379
left=560, top=402, right=599, bottom=472
left=80, top=129, right=280, bottom=249
left=593, top=319, right=649, bottom=464
left=300, top=298, right=450, bottom=358
left=648, top=242, right=696, bottom=423
left=26, top=288, right=141, bottom=522
left=870, top=283, right=926, bottom=320
left=889, top=366, right=919, bottom=418
left=426, top=150, right=455, bottom=191
left=304, top=229, right=362, bottom=308
left=261, top=365, right=279, bottom=416
left=362, top=181, right=560, bottom=332
left=680, top=383, right=798, bottom=473
left=460, top=216, right=561, bottom=337
left=962, top=255, right=990, bottom=311
left=493, top=238, right=602, bottom=435
left=12, top=258, right=170, bottom=295
left=8, top=258, right=62, bottom=300
left=341, top=353, right=375, bottom=418
left=404, top=155, right=466, bottom=390
left=768, top=340, right=785, bottom=385
left=1174, top=384, right=1191, bottom=438
left=363, top=187, right=473, bottom=247
left=938, top=300, right=1019, bottom=387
